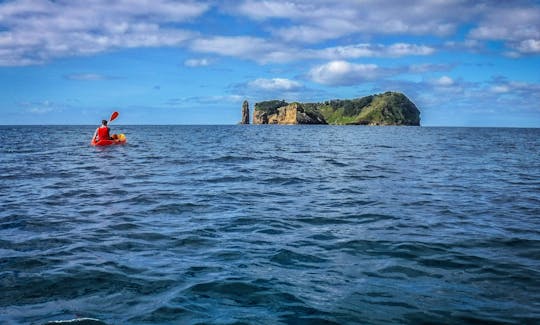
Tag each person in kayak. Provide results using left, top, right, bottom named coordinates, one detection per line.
left=93, top=119, right=113, bottom=142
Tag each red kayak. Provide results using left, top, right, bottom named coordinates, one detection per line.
left=91, top=133, right=127, bottom=146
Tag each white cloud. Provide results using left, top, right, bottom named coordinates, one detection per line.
left=488, top=78, right=540, bottom=96
left=386, top=43, right=435, bottom=57
left=184, top=58, right=212, bottom=67
left=273, top=19, right=358, bottom=43
left=0, top=0, right=209, bottom=66
left=190, top=36, right=284, bottom=63
left=189, top=36, right=435, bottom=63
left=248, top=78, right=303, bottom=91
left=491, top=85, right=510, bottom=93
left=236, top=0, right=306, bottom=20
left=2, top=0, right=539, bottom=66
left=515, top=39, right=540, bottom=54
left=233, top=0, right=476, bottom=43
left=308, top=60, right=383, bottom=86
left=312, top=43, right=435, bottom=60
left=468, top=5, right=540, bottom=55
left=432, top=76, right=454, bottom=87
left=230, top=0, right=540, bottom=56
left=469, top=7, right=540, bottom=41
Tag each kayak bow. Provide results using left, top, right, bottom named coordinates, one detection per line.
left=91, top=133, right=127, bottom=146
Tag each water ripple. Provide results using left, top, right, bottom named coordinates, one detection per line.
left=1, top=125, right=539, bottom=324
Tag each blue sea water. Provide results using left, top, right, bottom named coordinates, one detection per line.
left=1, top=125, right=539, bottom=324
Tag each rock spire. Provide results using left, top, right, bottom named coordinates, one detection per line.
left=240, top=100, right=250, bottom=124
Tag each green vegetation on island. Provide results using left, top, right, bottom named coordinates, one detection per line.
left=253, top=92, right=421, bottom=126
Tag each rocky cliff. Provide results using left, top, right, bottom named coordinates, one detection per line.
left=252, top=92, right=420, bottom=126
left=252, top=102, right=327, bottom=124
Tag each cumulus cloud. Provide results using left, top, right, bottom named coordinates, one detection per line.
left=233, top=0, right=478, bottom=43
left=229, top=0, right=540, bottom=56
left=432, top=76, right=455, bottom=87
left=248, top=78, right=303, bottom=91
left=468, top=5, right=540, bottom=55
left=308, top=60, right=386, bottom=86
left=0, top=0, right=209, bottom=66
left=189, top=36, right=435, bottom=63
left=310, top=43, right=435, bottom=60
left=515, top=39, right=540, bottom=54
left=235, top=0, right=309, bottom=20
left=488, top=77, right=540, bottom=97
left=491, top=85, right=510, bottom=93
left=2, top=0, right=539, bottom=67
left=469, top=7, right=540, bottom=41
left=189, top=36, right=284, bottom=63
left=229, top=76, right=313, bottom=101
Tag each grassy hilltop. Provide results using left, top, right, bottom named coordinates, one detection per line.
left=254, top=92, right=421, bottom=126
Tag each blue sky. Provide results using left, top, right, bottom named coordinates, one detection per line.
left=1, top=0, right=539, bottom=126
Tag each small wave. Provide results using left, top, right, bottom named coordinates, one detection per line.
left=203, top=175, right=254, bottom=184
left=45, top=318, right=107, bottom=325
left=187, top=280, right=265, bottom=296
left=352, top=213, right=397, bottom=223
left=296, top=216, right=354, bottom=225
left=308, top=232, right=340, bottom=241
left=172, top=236, right=216, bottom=249
left=377, top=265, right=436, bottom=278
left=109, top=222, right=139, bottom=231
left=325, top=158, right=349, bottom=167
left=270, top=248, right=328, bottom=266
left=126, top=232, right=172, bottom=242
left=128, top=306, right=193, bottom=323
left=207, top=155, right=256, bottom=163
left=259, top=176, right=306, bottom=185
left=148, top=202, right=211, bottom=214
left=255, top=227, right=285, bottom=235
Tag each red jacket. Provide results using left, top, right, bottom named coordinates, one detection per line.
left=97, top=126, right=110, bottom=140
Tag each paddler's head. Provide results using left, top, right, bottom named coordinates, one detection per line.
left=102, top=120, right=108, bottom=126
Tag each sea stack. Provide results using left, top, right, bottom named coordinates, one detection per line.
left=240, top=100, right=250, bottom=124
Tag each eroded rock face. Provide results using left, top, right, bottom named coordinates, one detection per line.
left=253, top=103, right=327, bottom=124
left=253, top=92, right=421, bottom=126
left=240, top=100, right=250, bottom=124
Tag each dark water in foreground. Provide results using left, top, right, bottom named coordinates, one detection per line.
left=1, top=125, right=539, bottom=324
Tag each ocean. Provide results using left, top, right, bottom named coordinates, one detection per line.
left=1, top=125, right=539, bottom=324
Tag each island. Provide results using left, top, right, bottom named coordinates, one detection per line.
left=251, top=92, right=420, bottom=126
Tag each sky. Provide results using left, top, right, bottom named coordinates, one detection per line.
left=0, top=0, right=539, bottom=126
